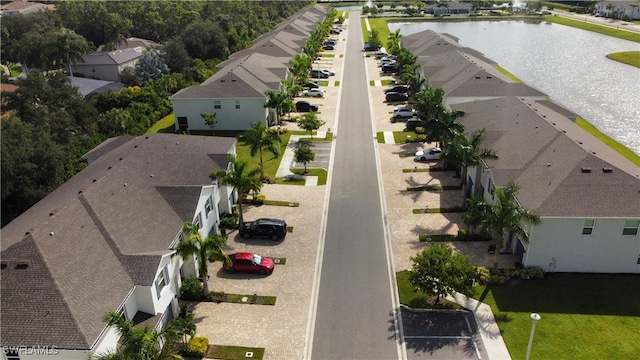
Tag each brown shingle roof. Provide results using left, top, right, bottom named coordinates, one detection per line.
left=1, top=133, right=236, bottom=349
left=453, top=97, right=640, bottom=217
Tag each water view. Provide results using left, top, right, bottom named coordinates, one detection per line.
left=387, top=20, right=640, bottom=156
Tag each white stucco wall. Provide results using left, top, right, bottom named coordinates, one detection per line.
left=72, top=64, right=120, bottom=82
left=524, top=217, right=640, bottom=273
left=172, top=98, right=269, bottom=131
left=89, top=326, right=120, bottom=359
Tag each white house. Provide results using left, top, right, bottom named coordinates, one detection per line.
left=400, top=28, right=640, bottom=273
left=170, top=53, right=291, bottom=132
left=595, top=1, right=640, bottom=20
left=0, top=133, right=237, bottom=359
left=453, top=96, right=640, bottom=273
left=169, top=5, right=328, bottom=132
left=71, top=47, right=145, bottom=82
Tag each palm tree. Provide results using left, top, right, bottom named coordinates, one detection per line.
left=103, top=13, right=131, bottom=50
left=462, top=195, right=491, bottom=237
left=399, top=64, right=425, bottom=96
left=212, top=155, right=262, bottom=226
left=395, top=47, right=417, bottom=73
left=264, top=90, right=290, bottom=127
left=424, top=108, right=466, bottom=156
left=289, top=54, right=312, bottom=82
left=241, top=121, right=282, bottom=180
left=442, top=129, right=498, bottom=199
left=174, top=222, right=228, bottom=298
left=465, top=182, right=542, bottom=266
left=413, top=86, right=445, bottom=121
left=51, top=28, right=94, bottom=76
left=386, top=28, right=402, bottom=55
left=97, top=311, right=182, bottom=360
left=605, top=2, right=615, bottom=17
left=281, top=77, right=302, bottom=99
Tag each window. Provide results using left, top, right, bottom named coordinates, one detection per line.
left=235, top=100, right=240, bottom=109
left=155, top=266, right=168, bottom=299
left=193, top=213, right=202, bottom=229
left=204, top=198, right=212, bottom=219
left=582, top=219, right=595, bottom=235
left=622, top=219, right=640, bottom=236
left=213, top=100, right=221, bottom=109
left=177, top=116, right=188, bottom=130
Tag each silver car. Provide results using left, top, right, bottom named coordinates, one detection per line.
left=415, top=147, right=442, bottom=162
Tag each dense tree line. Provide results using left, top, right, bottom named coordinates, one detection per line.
left=1, top=1, right=312, bottom=226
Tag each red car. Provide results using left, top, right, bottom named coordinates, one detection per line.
left=225, top=253, right=274, bottom=275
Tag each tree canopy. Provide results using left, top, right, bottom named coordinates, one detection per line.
left=409, top=244, right=477, bottom=303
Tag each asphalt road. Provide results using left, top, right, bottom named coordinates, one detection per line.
left=309, top=11, right=404, bottom=360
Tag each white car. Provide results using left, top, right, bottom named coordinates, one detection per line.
left=321, top=69, right=335, bottom=76
left=393, top=107, right=416, bottom=119
left=302, top=88, right=324, bottom=97
left=414, top=147, right=442, bottom=162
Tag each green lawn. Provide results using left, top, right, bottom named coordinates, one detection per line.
left=606, top=51, right=640, bottom=68
left=495, top=65, right=522, bottom=83
left=473, top=273, right=640, bottom=359
left=545, top=15, right=640, bottom=43
left=398, top=269, right=640, bottom=359
left=145, top=112, right=175, bottom=134
left=575, top=117, right=640, bottom=167
left=208, top=345, right=265, bottom=360
left=236, top=132, right=293, bottom=179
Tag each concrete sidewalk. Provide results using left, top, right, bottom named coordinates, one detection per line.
left=448, top=292, right=513, bottom=360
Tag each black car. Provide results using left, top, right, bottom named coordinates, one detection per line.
left=323, top=44, right=335, bottom=51
left=406, top=118, right=426, bottom=131
left=239, top=218, right=288, bottom=241
left=381, top=64, right=398, bottom=74
left=384, top=85, right=410, bottom=94
left=363, top=43, right=381, bottom=52
left=301, top=81, right=319, bottom=89
left=385, top=92, right=408, bottom=103
left=295, top=100, right=319, bottom=112
left=324, top=40, right=337, bottom=46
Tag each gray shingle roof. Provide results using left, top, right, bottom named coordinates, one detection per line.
left=172, top=53, right=290, bottom=99
left=453, top=97, right=640, bottom=217
left=80, top=48, right=144, bottom=66
left=1, top=133, right=236, bottom=349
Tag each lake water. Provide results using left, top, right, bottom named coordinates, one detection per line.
left=387, top=20, right=640, bottom=156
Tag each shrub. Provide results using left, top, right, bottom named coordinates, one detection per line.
left=475, top=266, right=491, bottom=285
left=207, top=291, right=226, bottom=303
left=185, top=336, right=209, bottom=358
left=408, top=295, right=429, bottom=308
left=219, top=212, right=238, bottom=230
left=181, top=278, right=203, bottom=301
left=527, top=267, right=545, bottom=279
left=488, top=275, right=507, bottom=285
left=457, top=231, right=491, bottom=241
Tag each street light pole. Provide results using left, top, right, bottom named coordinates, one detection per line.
left=526, top=313, right=541, bottom=360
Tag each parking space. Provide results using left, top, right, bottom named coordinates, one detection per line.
left=402, top=309, right=487, bottom=360
left=292, top=141, right=331, bottom=170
